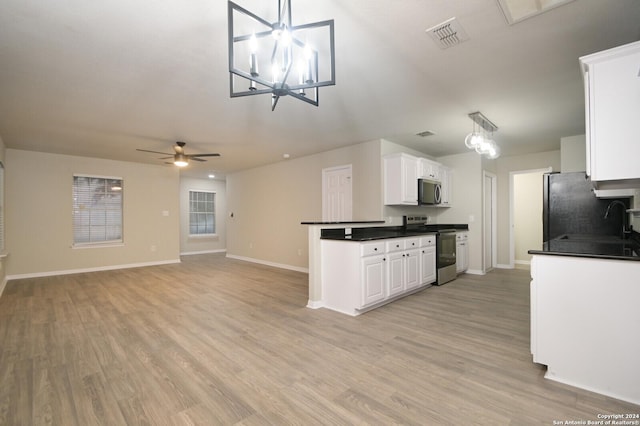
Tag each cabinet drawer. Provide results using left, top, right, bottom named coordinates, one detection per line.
left=405, top=238, right=419, bottom=250
left=420, top=235, right=436, bottom=247
left=361, top=242, right=385, bottom=257
left=386, top=239, right=405, bottom=253
left=456, top=232, right=468, bottom=241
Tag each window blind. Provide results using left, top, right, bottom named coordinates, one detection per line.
left=73, top=175, right=123, bottom=245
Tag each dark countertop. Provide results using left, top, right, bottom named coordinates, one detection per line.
left=301, top=220, right=385, bottom=225
left=528, top=233, right=640, bottom=261
left=321, top=224, right=469, bottom=241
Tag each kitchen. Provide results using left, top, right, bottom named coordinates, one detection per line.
left=2, top=0, right=640, bottom=423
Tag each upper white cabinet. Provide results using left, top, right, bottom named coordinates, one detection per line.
left=384, top=153, right=418, bottom=205
left=418, top=158, right=441, bottom=181
left=439, top=166, right=452, bottom=207
left=384, top=153, right=452, bottom=207
left=580, top=41, right=640, bottom=182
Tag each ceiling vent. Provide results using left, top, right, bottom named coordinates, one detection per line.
left=416, top=130, right=436, bottom=138
left=425, top=17, right=469, bottom=49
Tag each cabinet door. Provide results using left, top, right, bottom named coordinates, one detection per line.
left=456, top=243, right=464, bottom=273
left=439, top=167, right=452, bottom=207
left=585, top=44, right=640, bottom=181
left=402, top=156, right=418, bottom=203
left=361, top=255, right=386, bottom=307
left=405, top=249, right=421, bottom=290
left=420, top=246, right=436, bottom=284
left=387, top=252, right=405, bottom=297
left=384, top=154, right=418, bottom=205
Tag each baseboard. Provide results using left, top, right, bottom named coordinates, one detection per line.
left=306, top=300, right=324, bottom=309
left=6, top=259, right=182, bottom=281
left=464, top=269, right=485, bottom=275
left=225, top=254, right=309, bottom=274
left=496, top=263, right=514, bottom=269
left=180, top=249, right=227, bottom=256
left=514, top=260, right=531, bottom=266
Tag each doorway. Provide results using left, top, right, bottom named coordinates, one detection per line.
left=322, top=165, right=352, bottom=222
left=483, top=171, right=497, bottom=273
left=510, top=167, right=551, bottom=268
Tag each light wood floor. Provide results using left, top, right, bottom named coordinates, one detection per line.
left=1, top=254, right=638, bottom=425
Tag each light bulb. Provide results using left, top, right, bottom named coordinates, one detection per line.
left=249, top=32, right=259, bottom=76
left=475, top=139, right=493, bottom=155
left=486, top=143, right=501, bottom=159
left=464, top=132, right=483, bottom=149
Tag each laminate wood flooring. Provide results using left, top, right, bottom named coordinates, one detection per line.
left=1, top=254, right=638, bottom=425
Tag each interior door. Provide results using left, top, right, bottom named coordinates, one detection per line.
left=322, top=165, right=352, bottom=222
left=483, top=172, right=497, bottom=272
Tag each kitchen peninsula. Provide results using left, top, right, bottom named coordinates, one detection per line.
left=528, top=233, right=640, bottom=405
left=302, top=220, right=468, bottom=316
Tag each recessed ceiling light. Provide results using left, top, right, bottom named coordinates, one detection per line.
left=283, top=154, right=290, bottom=159
left=208, top=174, right=215, bottom=179
left=496, top=0, right=577, bottom=25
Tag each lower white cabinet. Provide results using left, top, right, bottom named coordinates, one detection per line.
left=456, top=232, right=469, bottom=273
left=420, top=235, right=437, bottom=284
left=321, top=235, right=436, bottom=316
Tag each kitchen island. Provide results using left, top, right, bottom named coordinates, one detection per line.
left=528, top=233, right=640, bottom=405
left=302, top=221, right=468, bottom=315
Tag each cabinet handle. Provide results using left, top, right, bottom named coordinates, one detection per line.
left=374, top=248, right=378, bottom=251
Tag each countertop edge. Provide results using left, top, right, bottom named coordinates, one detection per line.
left=301, top=221, right=386, bottom=225
left=528, top=249, right=640, bottom=262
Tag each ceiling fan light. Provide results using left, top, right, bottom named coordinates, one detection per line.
left=174, top=154, right=189, bottom=167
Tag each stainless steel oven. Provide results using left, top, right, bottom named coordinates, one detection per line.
left=437, top=230, right=457, bottom=285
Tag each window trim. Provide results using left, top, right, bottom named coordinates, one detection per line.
left=72, top=174, right=124, bottom=247
left=188, top=189, right=217, bottom=237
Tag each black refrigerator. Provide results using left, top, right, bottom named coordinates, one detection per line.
left=542, top=172, right=629, bottom=242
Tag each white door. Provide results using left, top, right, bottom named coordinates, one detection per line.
left=483, top=172, right=497, bottom=273
left=322, top=165, right=352, bottom=222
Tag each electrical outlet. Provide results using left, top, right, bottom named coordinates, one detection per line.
left=249, top=242, right=253, bottom=249
left=297, top=248, right=303, bottom=256
left=150, top=245, right=157, bottom=252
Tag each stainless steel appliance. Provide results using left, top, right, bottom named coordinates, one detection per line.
left=402, top=216, right=457, bottom=285
left=436, top=229, right=457, bottom=285
left=418, top=178, right=441, bottom=205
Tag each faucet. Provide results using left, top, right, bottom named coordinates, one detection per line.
left=604, top=200, right=630, bottom=239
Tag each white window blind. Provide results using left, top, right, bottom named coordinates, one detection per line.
left=189, top=190, right=215, bottom=235
left=73, top=175, right=123, bottom=245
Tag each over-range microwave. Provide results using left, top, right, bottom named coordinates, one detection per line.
left=418, top=178, right=442, bottom=205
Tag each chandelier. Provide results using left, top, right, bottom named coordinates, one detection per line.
left=227, top=0, right=336, bottom=111
left=464, top=111, right=501, bottom=159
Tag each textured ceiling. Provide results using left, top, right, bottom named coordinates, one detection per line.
left=0, top=0, right=639, bottom=179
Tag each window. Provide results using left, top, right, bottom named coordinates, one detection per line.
left=189, top=190, right=215, bottom=235
left=73, top=175, right=123, bottom=246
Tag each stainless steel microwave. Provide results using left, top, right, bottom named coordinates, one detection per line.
left=418, top=178, right=442, bottom=205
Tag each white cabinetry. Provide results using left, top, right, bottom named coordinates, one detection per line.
left=419, top=235, right=436, bottom=284
left=321, top=234, right=436, bottom=316
left=418, top=158, right=441, bottom=180
left=383, top=153, right=418, bottom=205
left=580, top=41, right=640, bottom=182
left=384, top=153, right=453, bottom=207
left=530, top=255, right=640, bottom=404
left=456, top=232, right=468, bottom=273
left=439, top=166, right=452, bottom=207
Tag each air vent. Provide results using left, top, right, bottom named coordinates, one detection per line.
left=426, top=17, right=469, bottom=49
left=416, top=130, right=436, bottom=138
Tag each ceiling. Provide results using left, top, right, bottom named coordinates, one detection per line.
left=0, top=0, right=639, bottom=180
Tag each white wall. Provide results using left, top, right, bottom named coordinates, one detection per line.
left=226, top=140, right=383, bottom=271
left=561, top=134, right=586, bottom=172
left=437, top=152, right=484, bottom=273
left=179, top=176, right=227, bottom=255
left=5, top=149, right=180, bottom=277
left=513, top=171, right=545, bottom=264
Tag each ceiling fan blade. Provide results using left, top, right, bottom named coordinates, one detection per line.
left=137, top=149, right=173, bottom=155
left=190, top=157, right=207, bottom=162
left=188, top=153, right=220, bottom=158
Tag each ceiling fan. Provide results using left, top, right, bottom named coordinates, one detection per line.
left=136, top=141, right=220, bottom=167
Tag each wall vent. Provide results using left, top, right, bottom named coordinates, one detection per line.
left=425, top=17, right=469, bottom=49
left=416, top=130, right=436, bottom=137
